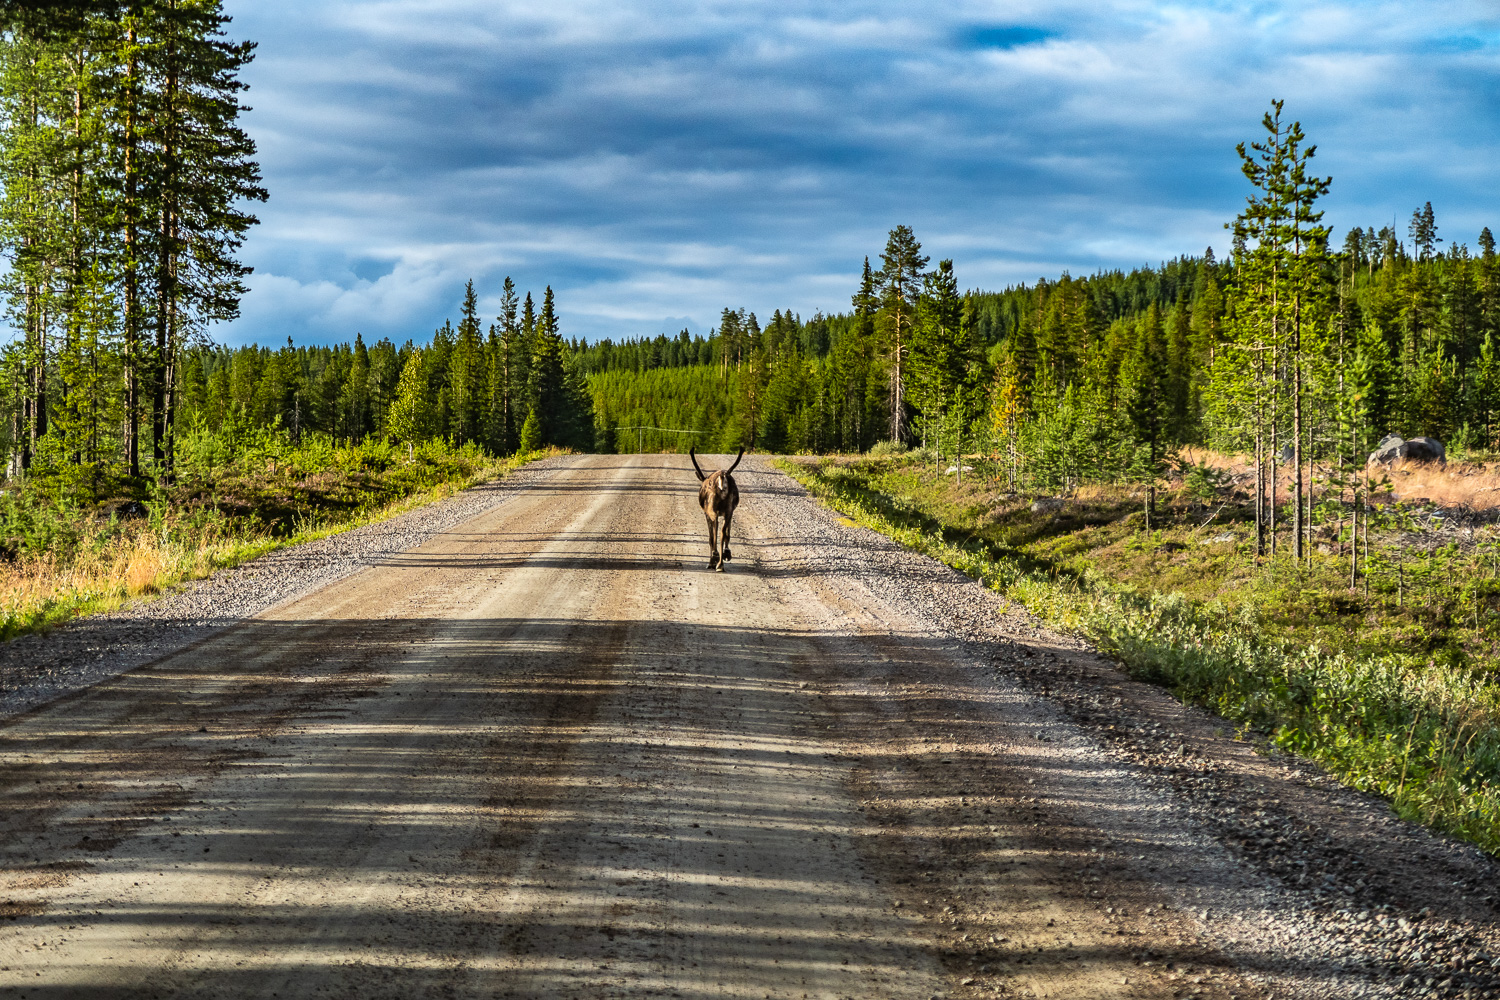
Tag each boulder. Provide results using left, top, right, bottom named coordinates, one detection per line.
left=1367, top=435, right=1446, bottom=467
left=1405, top=436, right=1446, bottom=465
left=1367, top=435, right=1405, bottom=466
left=1030, top=497, right=1065, bottom=514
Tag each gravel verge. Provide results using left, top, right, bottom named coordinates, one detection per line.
left=759, top=455, right=1500, bottom=1000
left=0, top=456, right=570, bottom=721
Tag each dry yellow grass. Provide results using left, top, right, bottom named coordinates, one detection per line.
left=1171, top=445, right=1500, bottom=511
left=123, top=542, right=166, bottom=596
left=1378, top=461, right=1500, bottom=510
left=0, top=527, right=214, bottom=629
left=1071, top=483, right=1118, bottom=502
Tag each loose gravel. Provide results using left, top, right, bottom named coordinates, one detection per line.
left=0, top=456, right=571, bottom=721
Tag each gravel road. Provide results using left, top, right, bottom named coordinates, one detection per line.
left=1, top=454, right=1498, bottom=999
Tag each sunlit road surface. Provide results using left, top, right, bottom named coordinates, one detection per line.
left=0, top=456, right=1251, bottom=999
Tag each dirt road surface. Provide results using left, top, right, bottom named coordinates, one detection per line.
left=3, top=455, right=1499, bottom=999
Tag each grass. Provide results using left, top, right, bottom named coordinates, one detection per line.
left=778, top=452, right=1500, bottom=855
left=0, top=429, right=549, bottom=641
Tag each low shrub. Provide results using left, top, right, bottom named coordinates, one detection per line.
left=866, top=439, right=908, bottom=458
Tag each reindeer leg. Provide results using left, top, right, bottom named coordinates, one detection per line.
left=721, top=506, right=733, bottom=564
left=706, top=514, right=720, bottom=570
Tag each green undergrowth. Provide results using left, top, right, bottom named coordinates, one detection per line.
left=779, top=454, right=1500, bottom=856
left=0, top=431, right=550, bottom=642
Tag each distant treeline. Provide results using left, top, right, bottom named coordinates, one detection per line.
left=177, top=280, right=593, bottom=458
left=587, top=106, right=1500, bottom=567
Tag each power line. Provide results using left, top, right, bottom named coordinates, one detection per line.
left=615, top=425, right=706, bottom=453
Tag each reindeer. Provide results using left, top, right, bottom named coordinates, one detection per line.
left=689, top=447, right=743, bottom=571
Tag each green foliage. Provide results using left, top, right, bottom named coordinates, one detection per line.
left=518, top=407, right=543, bottom=452
left=0, top=15, right=592, bottom=486
left=866, top=439, right=908, bottom=457
left=1173, top=455, right=1230, bottom=503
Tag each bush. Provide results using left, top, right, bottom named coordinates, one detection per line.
left=866, top=439, right=908, bottom=457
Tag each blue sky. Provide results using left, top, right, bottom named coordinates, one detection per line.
left=220, top=1, right=1500, bottom=347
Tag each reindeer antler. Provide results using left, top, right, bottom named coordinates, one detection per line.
left=689, top=447, right=707, bottom=481
left=725, top=448, right=744, bottom=475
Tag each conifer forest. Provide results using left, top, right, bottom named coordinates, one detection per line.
left=3, top=5, right=1500, bottom=571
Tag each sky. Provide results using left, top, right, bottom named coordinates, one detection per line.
left=219, top=0, right=1500, bottom=348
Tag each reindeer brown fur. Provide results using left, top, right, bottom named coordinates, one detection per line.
left=689, top=448, right=743, bottom=571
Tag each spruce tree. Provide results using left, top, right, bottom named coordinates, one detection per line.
left=1119, top=304, right=1171, bottom=530
left=518, top=406, right=542, bottom=452
left=909, top=259, right=977, bottom=455
left=450, top=279, right=483, bottom=445
left=528, top=286, right=567, bottom=445
left=1410, top=201, right=1438, bottom=262
left=487, top=275, right=519, bottom=453
left=1165, top=289, right=1193, bottom=441
left=339, top=333, right=369, bottom=441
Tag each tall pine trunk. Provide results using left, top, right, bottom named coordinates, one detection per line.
left=1292, top=295, right=1303, bottom=562
left=123, top=20, right=140, bottom=478
left=153, top=30, right=179, bottom=478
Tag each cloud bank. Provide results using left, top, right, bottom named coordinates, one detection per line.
left=221, top=0, right=1500, bottom=346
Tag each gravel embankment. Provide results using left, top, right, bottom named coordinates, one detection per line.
left=0, top=456, right=571, bottom=720
left=758, top=456, right=1500, bottom=1000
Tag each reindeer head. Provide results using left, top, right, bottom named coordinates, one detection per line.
left=690, top=447, right=744, bottom=488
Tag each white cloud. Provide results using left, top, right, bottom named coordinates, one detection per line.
left=217, top=0, right=1500, bottom=346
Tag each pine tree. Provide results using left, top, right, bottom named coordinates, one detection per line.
left=874, top=225, right=928, bottom=443
left=1224, top=99, right=1332, bottom=559
left=1479, top=229, right=1499, bottom=351
left=136, top=0, right=265, bottom=476
left=1410, top=201, right=1438, bottom=262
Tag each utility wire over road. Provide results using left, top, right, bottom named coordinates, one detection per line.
left=614, top=425, right=706, bottom=453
